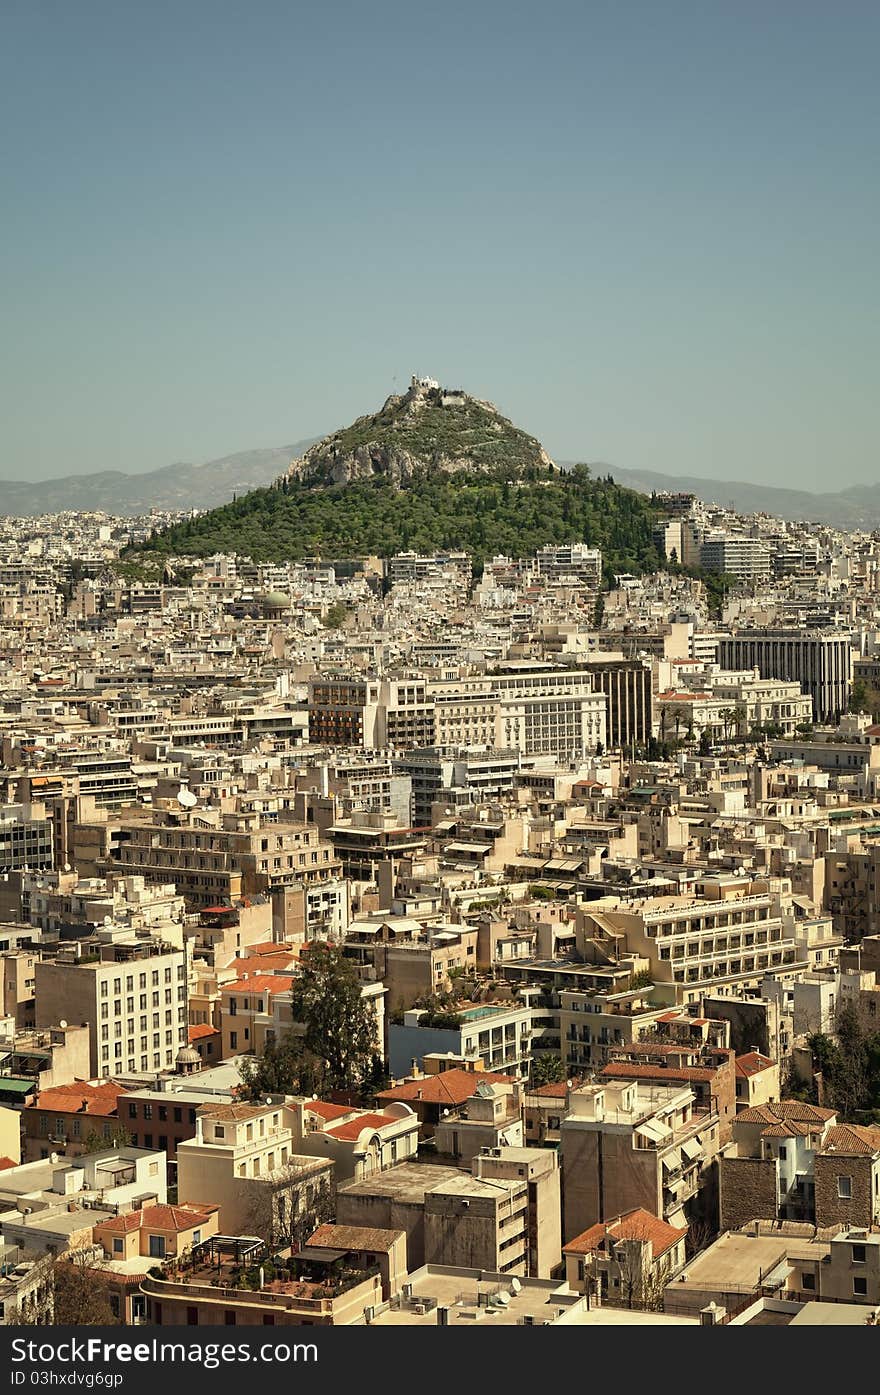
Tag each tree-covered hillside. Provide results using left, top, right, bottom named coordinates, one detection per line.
left=131, top=466, right=663, bottom=575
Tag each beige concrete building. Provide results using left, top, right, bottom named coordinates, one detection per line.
left=472, top=1146, right=562, bottom=1279
left=34, top=936, right=188, bottom=1077
left=176, top=1101, right=334, bottom=1237
left=560, top=1079, right=720, bottom=1242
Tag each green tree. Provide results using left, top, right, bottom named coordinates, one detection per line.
left=238, top=1035, right=326, bottom=1102
left=530, top=1054, right=567, bottom=1088
left=79, top=1124, right=133, bottom=1155
left=289, top=942, right=377, bottom=1091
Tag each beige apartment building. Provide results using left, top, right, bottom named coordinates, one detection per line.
left=472, top=1146, right=562, bottom=1279
left=578, top=877, right=803, bottom=1005
left=34, top=936, right=188, bottom=1077
left=560, top=1079, right=720, bottom=1242
left=176, top=1101, right=334, bottom=1236
left=97, top=807, right=342, bottom=909
left=1, top=950, right=37, bottom=1027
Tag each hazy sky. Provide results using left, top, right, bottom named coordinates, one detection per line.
left=2, top=0, right=879, bottom=489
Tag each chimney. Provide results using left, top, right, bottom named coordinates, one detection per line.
left=195, top=1115, right=204, bottom=1144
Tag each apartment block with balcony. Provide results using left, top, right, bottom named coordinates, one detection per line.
left=560, top=1079, right=721, bottom=1242
left=388, top=1000, right=533, bottom=1080
left=176, top=1102, right=334, bottom=1236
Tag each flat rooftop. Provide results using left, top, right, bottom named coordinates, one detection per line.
left=371, top=1267, right=698, bottom=1326
left=670, top=1231, right=830, bottom=1297
left=338, top=1163, right=464, bottom=1205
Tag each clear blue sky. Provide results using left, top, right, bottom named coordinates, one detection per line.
left=2, top=0, right=879, bottom=489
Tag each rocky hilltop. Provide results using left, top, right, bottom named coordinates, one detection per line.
left=286, top=375, right=555, bottom=488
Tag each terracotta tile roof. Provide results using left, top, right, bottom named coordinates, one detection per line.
left=27, top=1081, right=127, bottom=1116
left=308, top=1223, right=403, bottom=1253
left=564, top=1208, right=688, bottom=1261
left=761, top=1121, right=816, bottom=1138
left=737, top=1101, right=835, bottom=1126
left=527, top=1080, right=573, bottom=1099
left=822, top=1124, right=880, bottom=1157
left=189, top=1023, right=220, bottom=1041
left=325, top=1112, right=402, bottom=1142
left=377, top=1069, right=514, bottom=1109
left=735, top=1052, right=776, bottom=1078
left=223, top=974, right=294, bottom=996
left=98, top=1203, right=218, bottom=1235
left=0, top=1157, right=17, bottom=1170
left=305, top=1100, right=357, bottom=1122
left=601, top=1062, right=719, bottom=1084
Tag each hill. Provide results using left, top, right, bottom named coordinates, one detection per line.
left=131, top=380, right=663, bottom=575
left=289, top=375, right=554, bottom=487
left=0, top=442, right=318, bottom=518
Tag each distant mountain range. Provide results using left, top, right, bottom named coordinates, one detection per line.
left=0, top=443, right=318, bottom=518
left=594, top=464, right=880, bottom=530
left=2, top=431, right=879, bottom=528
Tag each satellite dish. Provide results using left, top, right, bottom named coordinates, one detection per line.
left=511, top=1277, right=522, bottom=1293
left=59, top=1019, right=68, bottom=1029
left=496, top=1291, right=510, bottom=1305
left=177, top=787, right=198, bottom=808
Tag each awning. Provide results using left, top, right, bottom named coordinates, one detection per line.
left=681, top=1138, right=702, bottom=1162
left=661, top=1149, right=682, bottom=1173
left=0, top=1077, right=36, bottom=1096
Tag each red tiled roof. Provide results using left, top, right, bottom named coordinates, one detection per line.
left=308, top=1223, right=402, bottom=1252
left=737, top=1101, right=835, bottom=1125
left=735, top=1052, right=776, bottom=1078
left=223, top=975, right=293, bottom=996
left=27, top=1081, right=126, bottom=1116
left=98, top=1203, right=218, bottom=1235
left=0, top=1157, right=17, bottom=1170
left=601, top=1062, right=719, bottom=1084
left=377, top=1068, right=515, bottom=1109
left=325, top=1112, right=402, bottom=1142
left=305, top=1100, right=357, bottom=1122
left=822, top=1124, right=880, bottom=1157
left=564, top=1208, right=687, bottom=1260
left=189, top=1024, right=220, bottom=1041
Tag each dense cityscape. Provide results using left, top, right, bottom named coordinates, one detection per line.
left=2, top=383, right=880, bottom=1333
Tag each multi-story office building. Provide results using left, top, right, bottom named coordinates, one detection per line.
left=718, top=629, right=853, bottom=724
left=583, top=655, right=653, bottom=749
left=0, top=803, right=54, bottom=874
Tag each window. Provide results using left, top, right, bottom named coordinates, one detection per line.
left=778, top=1146, right=787, bottom=1161
left=853, top=1244, right=867, bottom=1264
left=148, top=1235, right=166, bottom=1259
left=854, top=1277, right=868, bottom=1297
left=127, top=1103, right=137, bottom=1119
left=838, top=1176, right=853, bottom=1199
left=113, top=1239, right=124, bottom=1255
left=224, top=1311, right=236, bottom=1326
left=801, top=1273, right=815, bottom=1290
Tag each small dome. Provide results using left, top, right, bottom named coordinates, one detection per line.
left=262, top=590, right=291, bottom=610
left=176, top=1045, right=201, bottom=1066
